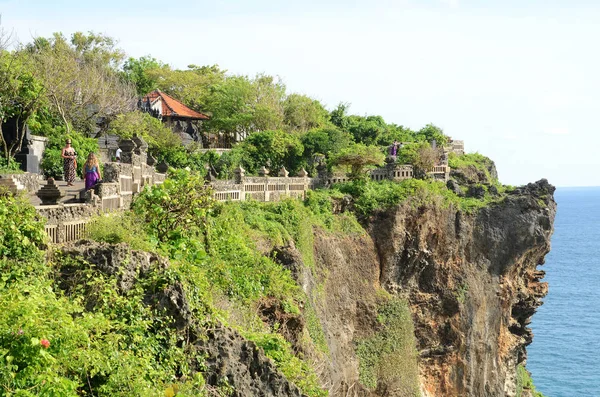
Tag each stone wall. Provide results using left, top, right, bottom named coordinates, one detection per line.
left=36, top=203, right=101, bottom=244
left=0, top=173, right=43, bottom=192
left=30, top=135, right=47, bottom=166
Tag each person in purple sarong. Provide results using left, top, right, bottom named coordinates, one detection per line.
left=84, top=153, right=102, bottom=191
left=389, top=141, right=399, bottom=157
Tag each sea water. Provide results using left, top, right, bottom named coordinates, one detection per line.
left=528, top=187, right=600, bottom=397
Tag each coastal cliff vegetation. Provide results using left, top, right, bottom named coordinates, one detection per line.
left=0, top=27, right=554, bottom=397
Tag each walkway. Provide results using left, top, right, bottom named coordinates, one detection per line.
left=28, top=179, right=86, bottom=206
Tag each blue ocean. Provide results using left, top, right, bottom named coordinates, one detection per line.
left=528, top=187, right=600, bottom=397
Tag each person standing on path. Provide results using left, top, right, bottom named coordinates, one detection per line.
left=84, top=153, right=102, bottom=191
left=61, top=139, right=77, bottom=186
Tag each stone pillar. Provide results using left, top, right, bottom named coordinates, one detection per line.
left=132, top=135, right=148, bottom=165
left=278, top=167, right=289, bottom=177
left=15, top=128, right=41, bottom=173
left=234, top=166, right=246, bottom=201
left=103, top=163, right=121, bottom=183
left=156, top=161, right=169, bottom=174
left=118, top=139, right=136, bottom=164
left=258, top=167, right=269, bottom=201
left=258, top=166, right=269, bottom=177
left=297, top=168, right=309, bottom=198
left=234, top=166, right=245, bottom=184
left=0, top=175, right=20, bottom=195
left=278, top=167, right=289, bottom=198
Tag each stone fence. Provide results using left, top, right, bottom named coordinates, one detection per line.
left=35, top=136, right=166, bottom=244
left=29, top=134, right=451, bottom=244
left=208, top=162, right=419, bottom=202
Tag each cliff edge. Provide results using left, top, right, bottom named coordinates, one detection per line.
left=298, top=179, right=555, bottom=397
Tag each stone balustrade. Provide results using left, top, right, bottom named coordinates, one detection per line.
left=35, top=134, right=454, bottom=243
left=37, top=136, right=166, bottom=244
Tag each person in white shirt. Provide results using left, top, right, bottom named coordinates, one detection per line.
left=115, top=148, right=122, bottom=162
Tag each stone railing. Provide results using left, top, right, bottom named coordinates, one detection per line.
left=428, top=165, right=450, bottom=182
left=209, top=163, right=418, bottom=203
left=35, top=134, right=454, bottom=242
left=210, top=167, right=319, bottom=203
left=37, top=203, right=100, bottom=244
left=36, top=136, right=166, bottom=244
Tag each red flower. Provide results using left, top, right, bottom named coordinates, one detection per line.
left=40, top=339, right=50, bottom=349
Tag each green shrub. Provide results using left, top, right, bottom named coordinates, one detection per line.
left=0, top=192, right=46, bottom=262
left=336, top=179, right=503, bottom=216
left=356, top=298, right=419, bottom=394
left=448, top=152, right=497, bottom=184
left=40, top=127, right=99, bottom=179
left=0, top=156, right=23, bottom=174
left=245, top=332, right=326, bottom=397
left=132, top=169, right=214, bottom=243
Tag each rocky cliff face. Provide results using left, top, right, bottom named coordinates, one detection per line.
left=303, top=179, right=556, bottom=397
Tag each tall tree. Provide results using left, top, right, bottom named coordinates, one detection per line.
left=283, top=94, right=330, bottom=132
left=122, top=56, right=166, bottom=96
left=204, top=73, right=285, bottom=140
left=149, top=64, right=226, bottom=110
left=0, top=50, right=46, bottom=159
left=331, top=143, right=385, bottom=180
left=24, top=32, right=135, bottom=134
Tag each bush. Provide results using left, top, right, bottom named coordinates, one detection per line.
left=0, top=192, right=46, bottom=261
left=448, top=152, right=497, bottom=184
left=40, top=127, right=99, bottom=179
left=132, top=168, right=214, bottom=243
left=336, top=179, right=499, bottom=216
left=330, top=143, right=385, bottom=180
left=0, top=156, right=23, bottom=174
left=516, top=365, right=546, bottom=397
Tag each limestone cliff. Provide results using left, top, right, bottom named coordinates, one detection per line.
left=297, top=179, right=556, bottom=397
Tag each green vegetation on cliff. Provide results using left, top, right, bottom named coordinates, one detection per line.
left=516, top=365, right=546, bottom=397
left=356, top=298, right=419, bottom=395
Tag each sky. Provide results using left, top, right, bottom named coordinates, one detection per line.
left=1, top=0, right=599, bottom=187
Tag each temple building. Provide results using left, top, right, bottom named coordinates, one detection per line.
left=139, top=90, right=210, bottom=146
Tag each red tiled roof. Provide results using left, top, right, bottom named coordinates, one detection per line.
left=143, top=90, right=210, bottom=120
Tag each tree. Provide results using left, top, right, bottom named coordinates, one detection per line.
left=132, top=169, right=214, bottom=243
left=149, top=64, right=226, bottom=110
left=283, top=94, right=329, bottom=132
left=331, top=143, right=385, bottom=180
left=0, top=50, right=46, bottom=159
left=330, top=102, right=350, bottom=130
left=416, top=123, right=448, bottom=146
left=238, top=130, right=304, bottom=174
left=397, top=142, right=438, bottom=179
left=122, top=56, right=166, bottom=96
left=346, top=115, right=387, bottom=145
left=203, top=73, right=286, bottom=140
left=107, top=111, right=183, bottom=162
left=24, top=32, right=136, bottom=134
left=301, top=127, right=353, bottom=158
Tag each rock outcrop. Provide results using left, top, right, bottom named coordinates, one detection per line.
left=286, top=180, right=556, bottom=397
left=57, top=241, right=308, bottom=397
